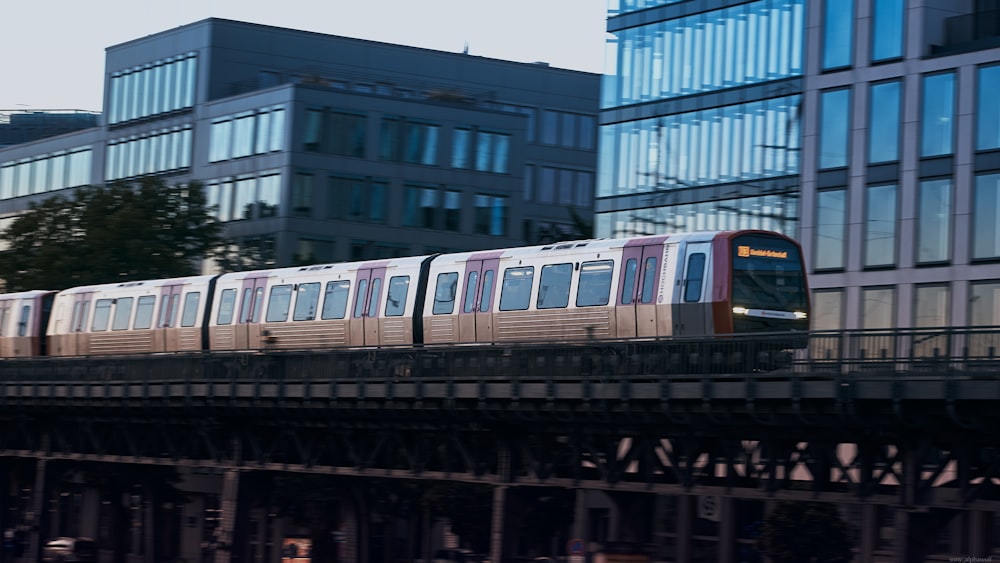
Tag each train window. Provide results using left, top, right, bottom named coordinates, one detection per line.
left=480, top=270, right=495, bottom=312
left=577, top=260, right=614, bottom=307
left=17, top=305, right=30, bottom=337
left=499, top=267, right=534, bottom=311
left=385, top=276, right=410, bottom=317
left=621, top=259, right=638, bottom=305
left=0, top=306, right=6, bottom=337
left=68, top=303, right=79, bottom=335
left=640, top=257, right=657, bottom=304
left=293, top=283, right=321, bottom=321
left=217, top=289, right=237, bottom=325
left=134, top=296, right=156, bottom=329
left=684, top=253, right=706, bottom=303
left=75, top=301, right=90, bottom=332
left=112, top=297, right=134, bottom=330
left=538, top=263, right=572, bottom=309
left=463, top=272, right=479, bottom=313
left=250, top=288, right=264, bottom=323
left=239, top=288, right=254, bottom=323
left=181, top=292, right=201, bottom=327
left=353, top=279, right=368, bottom=318
left=368, top=278, right=382, bottom=317
left=433, top=272, right=459, bottom=315
left=92, top=299, right=112, bottom=331
left=266, top=285, right=293, bottom=323
left=323, top=281, right=351, bottom=320
left=170, top=294, right=182, bottom=326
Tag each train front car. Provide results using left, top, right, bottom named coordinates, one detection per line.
left=713, top=230, right=810, bottom=368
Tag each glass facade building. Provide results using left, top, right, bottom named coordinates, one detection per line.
left=601, top=0, right=1000, bottom=340
left=597, top=0, right=804, bottom=242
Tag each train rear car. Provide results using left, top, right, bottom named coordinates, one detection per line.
left=47, top=276, right=217, bottom=356
left=0, top=290, right=55, bottom=357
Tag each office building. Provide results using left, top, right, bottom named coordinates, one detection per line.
left=0, top=18, right=599, bottom=268
left=598, top=0, right=1000, bottom=560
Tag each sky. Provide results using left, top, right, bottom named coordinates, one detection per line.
left=1, top=0, right=609, bottom=112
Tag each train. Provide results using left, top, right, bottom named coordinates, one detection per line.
left=0, top=230, right=809, bottom=368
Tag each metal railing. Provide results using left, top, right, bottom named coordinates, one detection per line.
left=2, top=328, right=1000, bottom=384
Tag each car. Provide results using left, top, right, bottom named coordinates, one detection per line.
left=41, top=537, right=98, bottom=563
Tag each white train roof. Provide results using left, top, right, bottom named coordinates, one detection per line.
left=52, top=275, right=218, bottom=296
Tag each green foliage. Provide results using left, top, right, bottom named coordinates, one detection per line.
left=757, top=501, right=854, bottom=563
left=0, top=179, right=225, bottom=291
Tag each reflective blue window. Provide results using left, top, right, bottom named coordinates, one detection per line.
left=597, top=94, right=800, bottom=197
left=823, top=0, right=854, bottom=69
left=819, top=88, right=851, bottom=169
left=864, top=184, right=897, bottom=268
left=977, top=65, right=1000, bottom=150
left=973, top=173, right=1000, bottom=260
left=921, top=72, right=955, bottom=157
left=815, top=189, right=847, bottom=270
left=869, top=81, right=901, bottom=163
left=917, top=179, right=951, bottom=264
left=603, top=0, right=804, bottom=108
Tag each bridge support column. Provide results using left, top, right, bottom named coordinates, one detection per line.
left=857, top=503, right=877, bottom=563
left=716, top=496, right=734, bottom=563
left=214, top=469, right=240, bottom=563
left=490, top=485, right=507, bottom=563
left=26, top=458, right=46, bottom=563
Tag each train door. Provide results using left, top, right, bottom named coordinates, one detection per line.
left=235, top=276, right=267, bottom=350
left=66, top=292, right=93, bottom=356
left=156, top=284, right=184, bottom=352
left=617, top=242, right=666, bottom=338
left=459, top=257, right=499, bottom=343
left=677, top=242, right=711, bottom=336
left=350, top=266, right=386, bottom=346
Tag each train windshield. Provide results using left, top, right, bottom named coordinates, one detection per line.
left=731, top=234, right=807, bottom=312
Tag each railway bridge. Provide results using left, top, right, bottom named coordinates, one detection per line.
left=1, top=328, right=1000, bottom=563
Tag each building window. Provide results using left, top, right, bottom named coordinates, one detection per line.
left=921, top=72, right=955, bottom=157
left=871, top=0, right=904, bottom=62
left=822, top=0, right=854, bottom=69
left=403, top=185, right=438, bottom=228
left=291, top=173, right=313, bottom=217
left=969, top=281, right=1000, bottom=326
left=864, top=184, right=897, bottom=268
left=329, top=111, right=366, bottom=157
left=811, top=289, right=844, bottom=360
left=814, top=189, right=847, bottom=270
left=868, top=81, right=901, bottom=163
left=914, top=283, right=949, bottom=328
left=303, top=109, right=323, bottom=152
left=917, top=179, right=951, bottom=264
left=819, top=88, right=851, bottom=169
left=295, top=239, right=335, bottom=265
left=443, top=190, right=461, bottom=231
left=972, top=172, right=1000, bottom=260
left=862, top=286, right=895, bottom=330
left=977, top=65, right=1000, bottom=151
left=474, top=194, right=507, bottom=236
left=380, top=117, right=438, bottom=165
left=475, top=132, right=510, bottom=174
left=452, top=128, right=471, bottom=168
left=330, top=176, right=387, bottom=224
left=812, top=289, right=844, bottom=331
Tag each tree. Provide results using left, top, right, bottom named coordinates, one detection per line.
left=757, top=501, right=853, bottom=563
left=0, top=178, right=225, bottom=291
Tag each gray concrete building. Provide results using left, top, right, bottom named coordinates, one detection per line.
left=0, top=18, right=599, bottom=268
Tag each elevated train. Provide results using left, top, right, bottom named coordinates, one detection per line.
left=0, top=230, right=809, bottom=368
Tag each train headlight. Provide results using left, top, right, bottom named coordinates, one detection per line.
left=794, top=311, right=808, bottom=320
left=732, top=307, right=749, bottom=315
